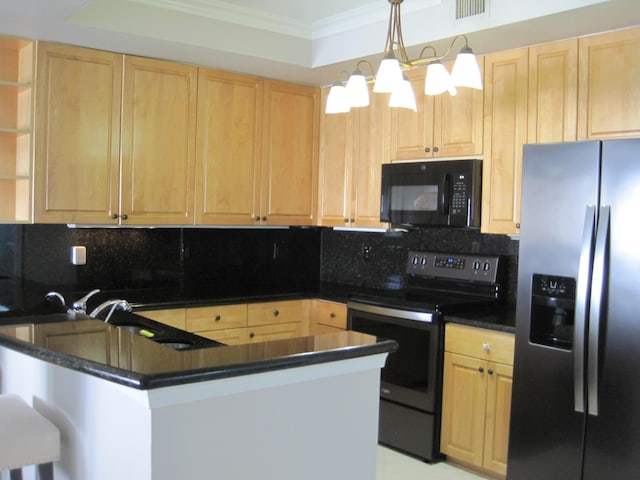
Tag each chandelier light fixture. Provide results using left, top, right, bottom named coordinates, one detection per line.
left=325, top=0, right=483, bottom=114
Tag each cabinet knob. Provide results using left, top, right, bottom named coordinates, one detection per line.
left=344, top=218, right=349, bottom=223
left=249, top=332, right=255, bottom=338
left=274, top=310, right=280, bottom=317
left=215, top=315, right=221, bottom=321
left=350, top=218, right=355, bottom=223
left=111, top=213, right=118, bottom=219
left=262, top=216, right=267, bottom=222
left=255, top=216, right=261, bottom=221
left=516, top=223, right=521, bottom=229
left=121, top=214, right=128, bottom=220
left=488, top=369, right=494, bottom=375
left=424, top=147, right=431, bottom=153
left=478, top=366, right=485, bottom=373
left=433, top=146, right=439, bottom=153
left=330, top=312, right=336, bottom=318
left=483, top=343, right=491, bottom=352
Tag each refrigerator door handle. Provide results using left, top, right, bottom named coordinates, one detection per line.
left=574, top=205, right=596, bottom=413
left=587, top=205, right=610, bottom=417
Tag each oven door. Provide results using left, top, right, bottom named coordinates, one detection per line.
left=347, top=303, right=442, bottom=413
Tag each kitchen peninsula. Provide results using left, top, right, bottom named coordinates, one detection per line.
left=0, top=313, right=396, bottom=480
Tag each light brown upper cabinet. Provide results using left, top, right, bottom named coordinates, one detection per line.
left=528, top=39, right=578, bottom=143
left=391, top=61, right=484, bottom=161
left=34, top=43, right=197, bottom=224
left=481, top=48, right=528, bottom=235
left=34, top=42, right=123, bottom=224
left=260, top=80, right=319, bottom=226
left=195, top=69, right=264, bottom=225
left=578, top=26, right=640, bottom=140
left=120, top=56, right=197, bottom=225
left=318, top=84, right=389, bottom=228
left=0, top=36, right=34, bottom=223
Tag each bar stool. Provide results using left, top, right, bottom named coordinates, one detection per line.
left=0, top=394, right=60, bottom=480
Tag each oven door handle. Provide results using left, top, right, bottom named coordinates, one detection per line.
left=347, top=302, right=434, bottom=323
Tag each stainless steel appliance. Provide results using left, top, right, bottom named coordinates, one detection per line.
left=380, top=159, right=482, bottom=228
left=508, top=139, right=640, bottom=479
left=348, top=250, right=502, bottom=461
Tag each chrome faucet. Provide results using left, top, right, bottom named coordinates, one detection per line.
left=72, top=289, right=101, bottom=314
left=45, top=291, right=67, bottom=307
left=89, top=299, right=132, bottom=323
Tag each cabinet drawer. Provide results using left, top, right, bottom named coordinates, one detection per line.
left=247, top=322, right=302, bottom=342
left=445, top=323, right=514, bottom=365
left=186, top=304, right=248, bottom=332
left=315, top=300, right=347, bottom=329
left=247, top=300, right=305, bottom=326
left=136, top=308, right=186, bottom=330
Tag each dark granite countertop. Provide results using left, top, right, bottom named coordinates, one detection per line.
left=0, top=312, right=397, bottom=391
left=444, top=307, right=516, bottom=333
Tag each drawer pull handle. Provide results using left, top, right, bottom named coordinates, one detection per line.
left=215, top=315, right=221, bottom=321
left=274, top=310, right=280, bottom=317
left=249, top=332, right=255, bottom=338
left=483, top=343, right=491, bottom=352
left=330, top=312, right=336, bottom=318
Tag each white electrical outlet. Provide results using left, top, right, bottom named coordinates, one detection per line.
left=71, top=246, right=87, bottom=265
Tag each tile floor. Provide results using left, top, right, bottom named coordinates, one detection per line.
left=377, top=446, right=492, bottom=480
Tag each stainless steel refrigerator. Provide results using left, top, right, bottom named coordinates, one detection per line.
left=508, top=139, right=640, bottom=479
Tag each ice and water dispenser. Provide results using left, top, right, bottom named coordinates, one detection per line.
left=529, top=274, right=576, bottom=350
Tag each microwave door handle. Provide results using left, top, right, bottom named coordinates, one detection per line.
left=440, top=173, right=451, bottom=215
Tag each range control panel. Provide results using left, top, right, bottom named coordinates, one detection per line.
left=407, top=251, right=501, bottom=284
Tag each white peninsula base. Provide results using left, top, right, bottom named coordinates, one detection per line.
left=0, top=346, right=387, bottom=480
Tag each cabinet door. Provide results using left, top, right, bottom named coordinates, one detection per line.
left=528, top=39, right=578, bottom=143
left=440, top=352, right=487, bottom=468
left=261, top=80, right=319, bottom=225
left=195, top=69, right=263, bottom=225
left=317, top=87, right=353, bottom=226
left=578, top=26, right=640, bottom=140
left=34, top=43, right=122, bottom=224
left=483, top=361, right=513, bottom=477
left=311, top=299, right=347, bottom=334
left=433, top=58, right=484, bottom=157
left=390, top=68, right=435, bottom=160
left=481, top=48, right=528, bottom=235
left=120, top=56, right=197, bottom=224
left=351, top=85, right=390, bottom=227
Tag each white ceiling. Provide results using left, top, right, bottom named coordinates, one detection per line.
left=1, top=0, right=640, bottom=86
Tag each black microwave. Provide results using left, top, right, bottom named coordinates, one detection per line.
left=380, top=159, right=482, bottom=227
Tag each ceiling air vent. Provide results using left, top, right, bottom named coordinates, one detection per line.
left=456, top=0, right=486, bottom=19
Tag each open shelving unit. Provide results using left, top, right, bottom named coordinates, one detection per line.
left=0, top=36, right=34, bottom=222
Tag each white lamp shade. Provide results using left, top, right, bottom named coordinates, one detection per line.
left=451, top=47, right=483, bottom=90
left=424, top=61, right=452, bottom=96
left=389, top=76, right=417, bottom=111
left=325, top=84, right=351, bottom=114
left=374, top=52, right=403, bottom=93
left=345, top=72, right=370, bottom=107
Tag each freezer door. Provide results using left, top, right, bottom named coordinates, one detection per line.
left=582, top=139, right=640, bottom=479
left=507, top=141, right=601, bottom=480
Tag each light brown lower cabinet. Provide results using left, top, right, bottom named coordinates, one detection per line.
left=440, top=323, right=514, bottom=479
left=309, top=299, right=347, bottom=334
left=137, top=299, right=310, bottom=346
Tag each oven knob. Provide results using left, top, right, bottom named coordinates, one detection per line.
left=421, top=257, right=428, bottom=266
left=412, top=256, right=419, bottom=265
left=473, top=260, right=481, bottom=270
left=483, top=262, right=491, bottom=272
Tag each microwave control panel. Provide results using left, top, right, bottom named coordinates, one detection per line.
left=451, top=176, right=468, bottom=215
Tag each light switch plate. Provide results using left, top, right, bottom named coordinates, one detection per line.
left=71, top=246, right=87, bottom=265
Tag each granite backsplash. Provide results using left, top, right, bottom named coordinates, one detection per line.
left=0, top=224, right=518, bottom=310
